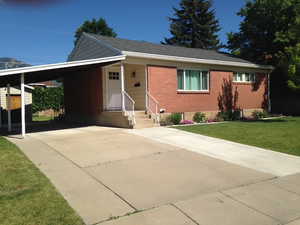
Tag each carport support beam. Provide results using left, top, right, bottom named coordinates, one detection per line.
left=0, top=90, right=2, bottom=128
left=121, top=62, right=125, bottom=111
left=7, top=84, right=11, bottom=132
left=21, top=73, right=26, bottom=137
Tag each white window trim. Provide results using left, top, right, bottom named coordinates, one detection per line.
left=177, top=68, right=210, bottom=92
left=233, top=72, right=256, bottom=83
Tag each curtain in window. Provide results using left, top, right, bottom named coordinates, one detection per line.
left=186, top=70, right=201, bottom=90
left=177, top=70, right=184, bottom=89
left=202, top=71, right=208, bottom=90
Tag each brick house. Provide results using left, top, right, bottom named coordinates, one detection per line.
left=0, top=33, right=273, bottom=135
left=65, top=33, right=272, bottom=128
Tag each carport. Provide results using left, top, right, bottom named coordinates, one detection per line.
left=0, top=55, right=126, bottom=138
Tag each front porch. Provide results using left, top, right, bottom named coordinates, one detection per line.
left=64, top=62, right=160, bottom=129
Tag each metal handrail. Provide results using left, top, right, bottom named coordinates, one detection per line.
left=146, top=91, right=160, bottom=123
left=122, top=91, right=136, bottom=125
left=123, top=91, right=135, bottom=105
left=147, top=91, right=159, bottom=105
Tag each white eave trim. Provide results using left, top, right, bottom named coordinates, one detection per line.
left=0, top=55, right=126, bottom=76
left=122, top=51, right=273, bottom=70
left=24, top=85, right=34, bottom=90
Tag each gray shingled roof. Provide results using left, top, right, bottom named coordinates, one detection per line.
left=86, top=33, right=255, bottom=64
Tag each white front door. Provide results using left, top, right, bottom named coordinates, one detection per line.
left=106, top=70, right=122, bottom=110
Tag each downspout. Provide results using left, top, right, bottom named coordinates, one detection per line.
left=21, top=73, right=26, bottom=138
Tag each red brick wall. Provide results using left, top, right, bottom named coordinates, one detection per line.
left=147, top=65, right=268, bottom=113
left=64, top=66, right=103, bottom=118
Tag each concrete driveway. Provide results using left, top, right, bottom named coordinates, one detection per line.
left=10, top=126, right=300, bottom=225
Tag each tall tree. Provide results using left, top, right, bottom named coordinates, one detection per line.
left=279, top=19, right=300, bottom=92
left=74, top=18, right=117, bottom=45
left=227, top=0, right=300, bottom=65
left=227, top=0, right=300, bottom=106
left=163, top=0, right=221, bottom=50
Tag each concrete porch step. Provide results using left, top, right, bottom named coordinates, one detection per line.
left=134, top=123, right=160, bottom=129
left=133, top=111, right=159, bottom=129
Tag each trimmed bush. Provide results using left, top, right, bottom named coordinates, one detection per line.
left=193, top=112, right=206, bottom=123
left=160, top=117, right=173, bottom=126
left=217, top=110, right=241, bottom=121
left=32, top=87, right=64, bottom=114
left=168, top=113, right=182, bottom=125
left=252, top=110, right=269, bottom=120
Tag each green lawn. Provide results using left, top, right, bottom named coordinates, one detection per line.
left=32, top=115, right=54, bottom=122
left=0, top=137, right=84, bottom=225
left=175, top=117, right=300, bottom=157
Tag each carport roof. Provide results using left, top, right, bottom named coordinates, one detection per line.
left=0, top=55, right=126, bottom=87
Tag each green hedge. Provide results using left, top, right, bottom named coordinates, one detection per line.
left=32, top=87, right=64, bottom=113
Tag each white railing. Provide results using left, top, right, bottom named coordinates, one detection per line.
left=146, top=92, right=160, bottom=123
left=122, top=91, right=136, bottom=125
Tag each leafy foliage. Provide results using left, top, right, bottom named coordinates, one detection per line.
left=168, top=113, right=183, bottom=125
left=74, top=18, right=117, bottom=45
left=193, top=112, right=206, bottom=123
left=163, top=0, right=221, bottom=50
left=32, top=87, right=64, bottom=113
left=227, top=0, right=300, bottom=65
left=216, top=110, right=241, bottom=121
left=278, top=12, right=300, bottom=92
left=227, top=0, right=300, bottom=93
left=252, top=110, right=269, bottom=120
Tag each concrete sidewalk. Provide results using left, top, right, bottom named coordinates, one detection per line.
left=128, top=127, right=300, bottom=177
left=8, top=126, right=300, bottom=225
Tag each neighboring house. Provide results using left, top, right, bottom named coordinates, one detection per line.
left=0, top=86, right=33, bottom=124
left=64, top=33, right=272, bottom=128
left=0, top=58, right=33, bottom=124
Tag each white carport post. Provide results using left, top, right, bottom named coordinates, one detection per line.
left=21, top=73, right=26, bottom=137
left=7, top=84, right=11, bottom=132
left=120, top=62, right=125, bottom=111
left=0, top=89, right=2, bottom=128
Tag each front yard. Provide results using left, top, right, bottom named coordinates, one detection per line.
left=0, top=137, right=84, bottom=225
left=175, top=117, right=300, bottom=157
left=32, top=115, right=54, bottom=122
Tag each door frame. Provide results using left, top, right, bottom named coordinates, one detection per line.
left=105, top=66, right=122, bottom=111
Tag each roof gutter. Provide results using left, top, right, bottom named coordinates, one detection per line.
left=122, top=51, right=273, bottom=71
left=0, top=55, right=126, bottom=76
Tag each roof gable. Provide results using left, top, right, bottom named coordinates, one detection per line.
left=68, top=33, right=121, bottom=62
left=86, top=33, right=255, bottom=65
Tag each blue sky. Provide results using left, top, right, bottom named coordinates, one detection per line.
left=0, top=0, right=246, bottom=65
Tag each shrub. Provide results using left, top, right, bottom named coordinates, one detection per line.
left=32, top=86, right=64, bottom=113
left=216, top=111, right=231, bottom=121
left=180, top=120, right=194, bottom=125
left=232, top=110, right=242, bottom=120
left=160, top=117, right=173, bottom=126
left=217, top=109, right=241, bottom=121
left=168, top=113, right=182, bottom=125
left=193, top=112, right=206, bottom=123
left=252, top=110, right=269, bottom=120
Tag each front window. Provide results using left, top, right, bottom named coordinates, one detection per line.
left=177, top=69, right=209, bottom=91
left=233, top=72, right=256, bottom=83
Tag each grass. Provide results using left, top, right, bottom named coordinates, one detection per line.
left=0, top=137, right=84, bottom=225
left=32, top=115, right=54, bottom=122
left=175, top=117, right=300, bottom=157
